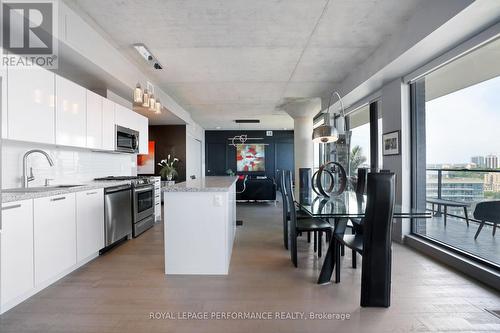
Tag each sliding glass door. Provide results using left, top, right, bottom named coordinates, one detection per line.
left=411, top=37, right=500, bottom=269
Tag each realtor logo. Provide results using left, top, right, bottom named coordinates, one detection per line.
left=1, top=0, right=58, bottom=68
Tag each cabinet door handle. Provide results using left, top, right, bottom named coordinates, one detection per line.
left=51, top=196, right=66, bottom=201
left=2, top=204, right=21, bottom=211
left=86, top=191, right=98, bottom=195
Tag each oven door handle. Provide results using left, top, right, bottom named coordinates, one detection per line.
left=134, top=185, right=154, bottom=193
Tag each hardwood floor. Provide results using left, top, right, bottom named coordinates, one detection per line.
left=1, top=201, right=499, bottom=332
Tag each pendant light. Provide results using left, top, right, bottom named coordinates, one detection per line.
left=155, top=99, right=162, bottom=114
left=142, top=89, right=150, bottom=107
left=312, top=91, right=346, bottom=143
left=149, top=94, right=156, bottom=110
left=133, top=83, right=143, bottom=104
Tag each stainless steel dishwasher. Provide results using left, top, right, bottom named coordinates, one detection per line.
left=104, top=184, right=133, bottom=247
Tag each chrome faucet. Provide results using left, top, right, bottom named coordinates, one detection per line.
left=22, top=149, right=55, bottom=188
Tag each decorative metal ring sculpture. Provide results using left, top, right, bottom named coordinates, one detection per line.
left=312, top=161, right=347, bottom=198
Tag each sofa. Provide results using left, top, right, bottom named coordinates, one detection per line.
left=236, top=175, right=277, bottom=201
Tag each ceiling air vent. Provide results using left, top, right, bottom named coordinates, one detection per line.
left=234, top=119, right=260, bottom=124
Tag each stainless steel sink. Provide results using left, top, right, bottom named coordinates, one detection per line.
left=3, top=185, right=85, bottom=193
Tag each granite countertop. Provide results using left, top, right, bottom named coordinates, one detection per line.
left=162, top=176, right=238, bottom=193
left=1, top=180, right=131, bottom=203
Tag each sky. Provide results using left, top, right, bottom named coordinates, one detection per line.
left=426, top=75, right=500, bottom=165
left=348, top=75, right=500, bottom=166
left=350, top=123, right=371, bottom=166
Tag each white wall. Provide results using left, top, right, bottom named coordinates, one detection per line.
left=1, top=141, right=136, bottom=189
left=380, top=79, right=411, bottom=242
left=186, top=122, right=205, bottom=180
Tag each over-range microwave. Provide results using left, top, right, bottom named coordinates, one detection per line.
left=115, top=125, right=139, bottom=153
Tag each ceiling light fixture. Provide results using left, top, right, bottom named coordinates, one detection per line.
left=142, top=89, right=150, bottom=108
left=149, top=94, right=156, bottom=111
left=133, top=83, right=143, bottom=104
left=155, top=99, right=162, bottom=114
left=133, top=43, right=163, bottom=70
left=312, top=91, right=346, bottom=144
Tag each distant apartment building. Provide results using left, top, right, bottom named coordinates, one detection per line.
left=471, top=156, right=485, bottom=168
left=484, top=173, right=500, bottom=192
left=427, top=178, right=484, bottom=202
left=485, top=154, right=498, bottom=169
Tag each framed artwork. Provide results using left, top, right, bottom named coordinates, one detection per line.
left=382, top=130, right=400, bottom=156
left=137, top=141, right=155, bottom=174
left=236, top=144, right=265, bottom=172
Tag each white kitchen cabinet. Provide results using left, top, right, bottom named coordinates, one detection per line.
left=1, top=68, right=7, bottom=139
left=102, top=98, right=115, bottom=150
left=115, top=103, right=149, bottom=154
left=1, top=200, right=34, bottom=311
left=56, top=75, right=87, bottom=147
left=7, top=66, right=55, bottom=144
left=76, top=189, right=104, bottom=262
left=86, top=90, right=103, bottom=149
left=138, top=113, right=149, bottom=154
left=34, top=194, right=77, bottom=286
left=114, top=103, right=135, bottom=129
left=153, top=176, right=161, bottom=221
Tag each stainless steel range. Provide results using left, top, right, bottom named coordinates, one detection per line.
left=95, top=176, right=155, bottom=238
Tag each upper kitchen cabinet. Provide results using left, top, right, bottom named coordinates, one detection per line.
left=56, top=76, right=87, bottom=147
left=86, top=90, right=103, bottom=149
left=114, top=103, right=135, bottom=129
left=1, top=69, right=7, bottom=139
left=7, top=66, right=55, bottom=144
left=115, top=103, right=149, bottom=154
left=102, top=98, right=116, bottom=151
left=138, top=113, right=149, bottom=154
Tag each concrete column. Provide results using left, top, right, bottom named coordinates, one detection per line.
left=293, top=116, right=314, bottom=184
left=278, top=98, right=320, bottom=196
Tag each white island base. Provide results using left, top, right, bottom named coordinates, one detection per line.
left=163, top=177, right=237, bottom=275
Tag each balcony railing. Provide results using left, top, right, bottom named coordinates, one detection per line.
left=426, top=168, right=500, bottom=227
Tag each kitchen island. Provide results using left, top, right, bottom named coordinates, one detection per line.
left=163, top=176, right=237, bottom=275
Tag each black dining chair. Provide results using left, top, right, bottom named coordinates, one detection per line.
left=473, top=201, right=500, bottom=239
left=333, top=172, right=395, bottom=307
left=349, top=168, right=368, bottom=268
left=277, top=170, right=311, bottom=250
left=284, top=170, right=333, bottom=267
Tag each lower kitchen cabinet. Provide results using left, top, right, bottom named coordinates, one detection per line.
left=34, top=194, right=77, bottom=286
left=76, top=189, right=104, bottom=262
left=1, top=200, right=34, bottom=310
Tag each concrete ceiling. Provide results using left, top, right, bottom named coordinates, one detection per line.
left=67, top=0, right=421, bottom=129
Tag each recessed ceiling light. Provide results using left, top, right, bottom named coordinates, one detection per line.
left=216, top=126, right=221, bottom=129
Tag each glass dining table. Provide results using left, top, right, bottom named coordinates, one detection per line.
left=295, top=191, right=431, bottom=285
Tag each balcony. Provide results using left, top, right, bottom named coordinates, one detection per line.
left=414, top=168, right=500, bottom=267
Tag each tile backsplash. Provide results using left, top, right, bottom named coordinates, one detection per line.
left=2, top=141, right=137, bottom=189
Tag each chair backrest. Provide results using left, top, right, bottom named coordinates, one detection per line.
left=355, top=168, right=368, bottom=195
left=277, top=170, right=288, bottom=222
left=284, top=170, right=297, bottom=227
left=473, top=201, right=500, bottom=222
left=362, top=172, right=395, bottom=248
left=360, top=172, right=396, bottom=307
